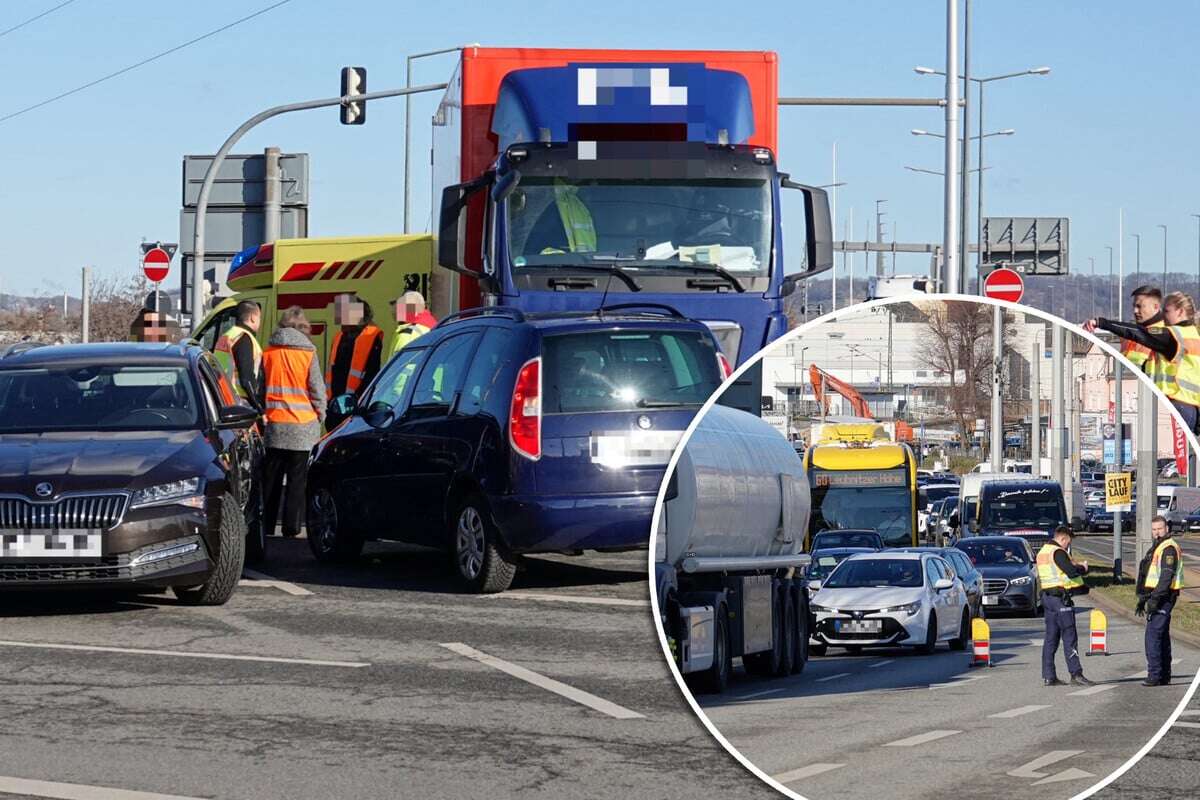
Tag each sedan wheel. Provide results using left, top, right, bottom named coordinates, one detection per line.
left=306, top=488, right=362, bottom=562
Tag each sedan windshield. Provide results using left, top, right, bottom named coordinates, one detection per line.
left=812, top=531, right=882, bottom=550
left=507, top=178, right=771, bottom=274
left=957, top=541, right=1030, bottom=565
left=824, top=558, right=924, bottom=589
left=0, top=365, right=199, bottom=432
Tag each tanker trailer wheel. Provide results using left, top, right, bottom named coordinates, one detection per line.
left=695, top=602, right=732, bottom=694
left=744, top=590, right=784, bottom=677
left=791, top=586, right=810, bottom=674
left=777, top=587, right=796, bottom=676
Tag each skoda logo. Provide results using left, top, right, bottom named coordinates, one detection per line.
left=34, top=482, right=53, bottom=498
left=636, top=415, right=653, bottom=430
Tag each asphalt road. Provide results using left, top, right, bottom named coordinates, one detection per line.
left=695, top=607, right=1198, bottom=800
left=0, top=538, right=774, bottom=800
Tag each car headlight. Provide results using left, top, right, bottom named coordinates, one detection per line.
left=129, top=478, right=205, bottom=510
left=1009, top=575, right=1033, bottom=586
left=811, top=604, right=834, bottom=613
left=881, top=601, right=922, bottom=616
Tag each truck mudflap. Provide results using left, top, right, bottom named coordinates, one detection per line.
left=678, top=605, right=716, bottom=674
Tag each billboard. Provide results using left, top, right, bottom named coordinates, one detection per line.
left=981, top=217, right=1069, bottom=276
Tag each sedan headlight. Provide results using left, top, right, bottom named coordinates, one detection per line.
left=810, top=604, right=834, bottom=613
left=881, top=601, right=922, bottom=616
left=1009, top=575, right=1033, bottom=586
left=129, top=478, right=205, bottom=510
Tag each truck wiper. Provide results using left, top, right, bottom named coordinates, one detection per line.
left=592, top=259, right=747, bottom=293
left=522, top=263, right=641, bottom=292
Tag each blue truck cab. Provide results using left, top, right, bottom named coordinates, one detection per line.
left=306, top=305, right=726, bottom=592
left=435, top=58, right=833, bottom=365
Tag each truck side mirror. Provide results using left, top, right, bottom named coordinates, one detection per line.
left=491, top=167, right=521, bottom=202
left=780, top=178, right=833, bottom=277
left=438, top=178, right=500, bottom=294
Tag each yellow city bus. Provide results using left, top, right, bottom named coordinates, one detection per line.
left=802, top=423, right=919, bottom=549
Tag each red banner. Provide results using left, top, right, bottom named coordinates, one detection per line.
left=1108, top=399, right=1115, bottom=424
left=1171, top=415, right=1188, bottom=477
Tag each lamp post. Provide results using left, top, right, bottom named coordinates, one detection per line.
left=1132, top=233, right=1141, bottom=286
left=1158, top=224, right=1168, bottom=287
left=1106, top=245, right=1115, bottom=317
left=403, top=45, right=473, bottom=233
left=1089, top=257, right=1096, bottom=319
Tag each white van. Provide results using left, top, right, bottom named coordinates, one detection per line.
left=1156, top=486, right=1200, bottom=532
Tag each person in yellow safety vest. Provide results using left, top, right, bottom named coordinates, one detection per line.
left=260, top=306, right=326, bottom=540
left=1085, top=285, right=1165, bottom=372
left=1135, top=515, right=1185, bottom=686
left=1036, top=526, right=1094, bottom=687
left=325, top=294, right=383, bottom=429
left=389, top=290, right=439, bottom=359
left=213, top=300, right=264, bottom=412
left=552, top=180, right=597, bottom=253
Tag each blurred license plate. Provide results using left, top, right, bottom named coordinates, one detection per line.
left=590, top=431, right=683, bottom=468
left=983, top=595, right=999, bottom=605
left=0, top=530, right=101, bottom=559
left=835, top=619, right=882, bottom=634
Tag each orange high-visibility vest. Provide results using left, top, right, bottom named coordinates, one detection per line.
left=1122, top=319, right=1166, bottom=374
left=263, top=346, right=319, bottom=425
left=326, top=324, right=383, bottom=399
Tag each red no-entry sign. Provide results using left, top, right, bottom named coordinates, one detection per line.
left=983, top=267, right=1024, bottom=304
left=142, top=247, right=170, bottom=283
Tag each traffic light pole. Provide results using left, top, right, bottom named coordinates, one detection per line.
left=189, top=82, right=447, bottom=332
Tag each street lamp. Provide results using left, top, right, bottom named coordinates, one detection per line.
left=1089, top=257, right=1096, bottom=319
left=911, top=128, right=1015, bottom=139
left=905, top=165, right=991, bottom=177
left=1132, top=233, right=1142, bottom=286
left=1105, top=245, right=1115, bottom=317
left=1158, top=224, right=1168, bottom=286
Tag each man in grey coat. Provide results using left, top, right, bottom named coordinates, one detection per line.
left=260, top=307, right=326, bottom=539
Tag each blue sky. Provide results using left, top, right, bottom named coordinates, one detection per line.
left=1, top=0, right=1197, bottom=296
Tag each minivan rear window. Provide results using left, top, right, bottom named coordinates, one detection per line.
left=542, top=329, right=721, bottom=413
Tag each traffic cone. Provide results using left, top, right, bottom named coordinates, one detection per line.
left=1086, top=608, right=1108, bottom=656
left=970, top=617, right=991, bottom=667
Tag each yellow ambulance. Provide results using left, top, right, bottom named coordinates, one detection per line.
left=194, top=234, right=447, bottom=371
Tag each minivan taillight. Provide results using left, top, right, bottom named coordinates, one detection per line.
left=509, top=357, right=542, bottom=460
left=717, top=353, right=733, bottom=379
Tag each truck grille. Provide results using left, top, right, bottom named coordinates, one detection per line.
left=0, top=494, right=128, bottom=531
left=983, top=578, right=1009, bottom=595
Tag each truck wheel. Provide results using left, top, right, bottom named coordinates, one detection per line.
left=173, top=493, right=244, bottom=606
left=306, top=487, right=363, bottom=563
left=744, top=590, right=784, bottom=677
left=792, top=587, right=810, bottom=674
left=917, top=612, right=938, bottom=655
left=452, top=494, right=516, bottom=594
left=777, top=588, right=796, bottom=676
left=949, top=608, right=970, bottom=651
left=695, top=603, right=731, bottom=694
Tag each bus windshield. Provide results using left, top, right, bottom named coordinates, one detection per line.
left=810, top=484, right=913, bottom=548
left=507, top=178, right=771, bottom=274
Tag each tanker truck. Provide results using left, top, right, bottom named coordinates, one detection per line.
left=653, top=404, right=812, bottom=694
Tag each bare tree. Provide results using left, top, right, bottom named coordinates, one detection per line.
left=88, top=272, right=149, bottom=343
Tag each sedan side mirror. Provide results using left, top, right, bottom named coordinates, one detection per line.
left=216, top=403, right=258, bottom=429
left=807, top=579, right=822, bottom=593
left=934, top=578, right=954, bottom=591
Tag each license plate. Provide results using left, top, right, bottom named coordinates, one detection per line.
left=590, top=430, right=684, bottom=468
left=983, top=595, right=999, bottom=605
left=835, top=619, right=882, bottom=634
left=0, top=530, right=102, bottom=559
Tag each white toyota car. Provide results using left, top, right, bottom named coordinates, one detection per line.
left=809, top=552, right=971, bottom=655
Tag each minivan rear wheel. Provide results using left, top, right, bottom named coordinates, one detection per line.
left=452, top=495, right=516, bottom=594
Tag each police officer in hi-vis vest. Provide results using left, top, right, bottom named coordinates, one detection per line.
left=213, top=300, right=264, bottom=413
left=1037, top=526, right=1095, bottom=687
left=1136, top=515, right=1185, bottom=686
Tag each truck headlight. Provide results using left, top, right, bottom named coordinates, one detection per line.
left=130, top=478, right=204, bottom=510
left=1009, top=575, right=1033, bottom=586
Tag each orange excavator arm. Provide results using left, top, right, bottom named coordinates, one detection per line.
left=809, top=364, right=872, bottom=418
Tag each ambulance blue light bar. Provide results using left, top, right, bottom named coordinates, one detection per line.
left=491, top=63, right=755, bottom=151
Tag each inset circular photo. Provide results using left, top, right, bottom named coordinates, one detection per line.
left=651, top=296, right=1200, bottom=800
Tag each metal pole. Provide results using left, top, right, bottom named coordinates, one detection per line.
left=1106, top=245, right=1114, bottom=318
left=876, top=200, right=886, bottom=277
left=943, top=0, right=962, bottom=293
left=80, top=266, right=90, bottom=344
left=779, top=97, right=952, bottom=106
left=1070, top=357, right=1082, bottom=521
left=976, top=81, right=985, bottom=285
left=960, top=0, right=971, bottom=277
left=1050, top=323, right=1065, bottom=487
left=402, top=45, right=465, bottom=234
left=1031, top=336, right=1041, bottom=475
left=189, top=82, right=448, bottom=332
left=1113, top=208, right=1125, bottom=580
left=1136, top=376, right=1157, bottom=566
left=990, top=304, right=1003, bottom=471
left=1089, top=257, right=1096, bottom=319
left=1160, top=224, right=1168, bottom=286
left=847, top=208, right=854, bottom=305
left=831, top=143, right=838, bottom=311
left=263, top=146, right=282, bottom=244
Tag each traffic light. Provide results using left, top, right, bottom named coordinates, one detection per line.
left=340, top=67, right=367, bottom=125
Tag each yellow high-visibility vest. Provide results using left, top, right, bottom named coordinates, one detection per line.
left=1131, top=318, right=1167, bottom=376
left=1155, top=324, right=1200, bottom=408
left=213, top=325, right=262, bottom=399
left=1037, top=543, right=1085, bottom=591
left=1144, top=537, right=1185, bottom=590
left=553, top=182, right=597, bottom=253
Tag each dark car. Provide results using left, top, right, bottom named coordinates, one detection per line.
left=1186, top=506, right=1200, bottom=533
left=896, top=545, right=984, bottom=619
left=971, top=479, right=1068, bottom=546
left=810, top=529, right=884, bottom=552
left=0, top=342, right=262, bottom=604
left=1086, top=503, right=1136, bottom=533
left=955, top=536, right=1040, bottom=616
left=805, top=546, right=876, bottom=590
left=306, top=306, right=726, bottom=593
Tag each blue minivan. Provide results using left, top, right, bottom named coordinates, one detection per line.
left=305, top=306, right=727, bottom=592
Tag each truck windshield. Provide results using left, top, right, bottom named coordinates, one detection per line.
left=507, top=178, right=771, bottom=275
left=980, top=487, right=1065, bottom=529
left=541, top=329, right=722, bottom=413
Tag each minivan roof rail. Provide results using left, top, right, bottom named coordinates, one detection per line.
left=0, top=341, right=49, bottom=358
left=438, top=307, right=526, bottom=326
left=596, top=302, right=686, bottom=320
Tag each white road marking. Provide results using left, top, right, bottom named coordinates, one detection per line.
left=883, top=730, right=961, bottom=747
left=1031, top=768, right=1095, bottom=786
left=1125, top=670, right=1149, bottom=680
left=1173, top=657, right=1183, bottom=665
left=989, top=704, right=1052, bottom=719
left=929, top=676, right=987, bottom=690
left=739, top=688, right=784, bottom=700
left=1180, top=710, right=1200, bottom=716
left=772, top=763, right=845, bottom=783
left=867, top=659, right=894, bottom=668
left=482, top=591, right=648, bottom=608
left=815, top=672, right=852, bottom=683
left=439, top=642, right=643, bottom=720
left=1028, top=638, right=1043, bottom=646
left=1068, top=683, right=1117, bottom=697
left=1007, top=751, right=1084, bottom=778
left=0, top=776, right=206, bottom=800
left=241, top=568, right=312, bottom=596
left=1175, top=721, right=1200, bottom=729
left=0, top=640, right=367, bottom=668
